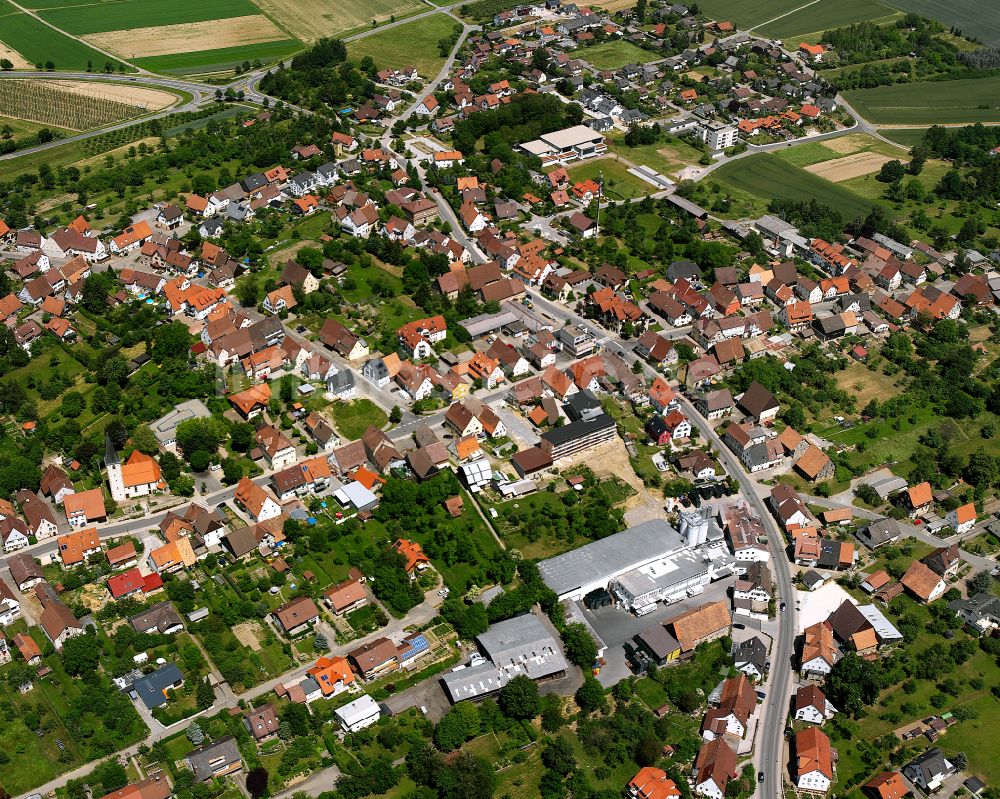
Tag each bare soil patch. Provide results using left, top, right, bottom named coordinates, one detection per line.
left=805, top=151, right=892, bottom=181
left=233, top=622, right=263, bottom=651
left=34, top=80, right=176, bottom=110
left=0, top=41, right=32, bottom=69
left=84, top=15, right=285, bottom=59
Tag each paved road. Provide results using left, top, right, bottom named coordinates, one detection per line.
left=522, top=284, right=795, bottom=797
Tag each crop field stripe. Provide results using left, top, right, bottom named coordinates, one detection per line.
left=132, top=39, right=302, bottom=74
left=843, top=76, right=1000, bottom=124
left=0, top=11, right=131, bottom=70
left=713, top=153, right=876, bottom=219
left=756, top=0, right=895, bottom=39
left=38, top=0, right=260, bottom=34
left=685, top=0, right=802, bottom=28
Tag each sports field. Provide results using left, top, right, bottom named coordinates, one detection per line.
left=254, top=0, right=426, bottom=40
left=0, top=6, right=130, bottom=71
left=347, top=14, right=457, bottom=77
left=756, top=0, right=900, bottom=40
left=881, top=0, right=1000, bottom=47
left=713, top=153, right=875, bottom=219
left=579, top=40, right=660, bottom=70
left=844, top=76, right=1000, bottom=124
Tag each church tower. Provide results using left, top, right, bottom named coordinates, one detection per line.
left=105, top=435, right=126, bottom=502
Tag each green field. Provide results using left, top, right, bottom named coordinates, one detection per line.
left=0, top=10, right=130, bottom=70
left=879, top=128, right=929, bottom=147
left=608, top=134, right=704, bottom=176
left=39, top=0, right=260, bottom=34
left=133, top=39, right=301, bottom=74
left=713, top=153, right=875, bottom=219
left=881, top=0, right=1000, bottom=47
left=844, top=76, right=1000, bottom=124
left=346, top=14, right=458, bottom=77
left=693, top=0, right=802, bottom=29
left=757, top=0, right=899, bottom=40
left=329, top=398, right=389, bottom=439
left=578, top=40, right=660, bottom=70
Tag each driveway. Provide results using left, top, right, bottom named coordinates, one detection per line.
left=384, top=676, right=452, bottom=721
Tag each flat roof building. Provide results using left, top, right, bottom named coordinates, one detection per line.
left=518, top=125, right=607, bottom=165
left=152, top=399, right=211, bottom=448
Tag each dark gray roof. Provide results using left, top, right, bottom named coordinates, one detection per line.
left=132, top=663, right=183, bottom=709
left=187, top=737, right=242, bottom=782
left=540, top=412, right=614, bottom=447
left=636, top=623, right=680, bottom=659
left=130, top=601, right=183, bottom=635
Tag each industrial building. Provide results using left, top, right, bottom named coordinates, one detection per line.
left=440, top=613, right=568, bottom=703
left=537, top=515, right=736, bottom=611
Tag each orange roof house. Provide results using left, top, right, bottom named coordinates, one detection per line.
left=864, top=772, right=909, bottom=799
left=57, top=527, right=101, bottom=566
left=149, top=537, right=197, bottom=573
left=629, top=767, right=681, bottom=799
left=394, top=538, right=429, bottom=573
left=794, top=727, right=833, bottom=784
left=905, top=481, right=932, bottom=512
left=63, top=488, right=107, bottom=528
left=306, top=656, right=356, bottom=696
left=228, top=383, right=272, bottom=418
left=13, top=631, right=42, bottom=663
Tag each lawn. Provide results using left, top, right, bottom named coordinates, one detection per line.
left=713, top=153, right=876, bottom=219
left=757, top=0, right=900, bottom=40
left=134, top=39, right=301, bottom=74
left=832, top=360, right=907, bottom=409
left=346, top=14, right=458, bottom=77
left=564, top=157, right=652, bottom=201
left=843, top=76, right=1000, bottom=125
left=0, top=114, right=72, bottom=140
left=578, top=39, right=659, bottom=70
left=609, top=134, right=704, bottom=177
left=0, top=10, right=130, bottom=70
left=880, top=0, right=1000, bottom=47
left=38, top=0, right=259, bottom=34
left=329, top=398, right=388, bottom=439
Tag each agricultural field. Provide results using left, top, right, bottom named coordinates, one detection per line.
left=712, top=153, right=875, bottom=219
left=881, top=0, right=1000, bottom=47
left=254, top=0, right=427, bottom=40
left=578, top=40, right=660, bottom=70
left=879, top=128, right=928, bottom=147
left=0, top=9, right=130, bottom=71
left=0, top=80, right=177, bottom=130
left=756, top=0, right=900, bottom=41
left=844, top=76, right=1000, bottom=124
left=346, top=14, right=457, bottom=77
left=133, top=40, right=302, bottom=75
left=693, top=0, right=802, bottom=30
left=22, top=0, right=301, bottom=73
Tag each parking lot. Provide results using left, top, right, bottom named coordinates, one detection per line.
left=580, top=578, right=734, bottom=687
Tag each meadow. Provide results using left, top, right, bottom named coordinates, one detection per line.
left=844, top=76, right=1000, bottom=124
left=712, top=153, right=876, bottom=219
left=564, top=157, right=652, bottom=201
left=578, top=40, right=660, bottom=70
left=347, top=14, right=457, bottom=77
left=756, top=0, right=900, bottom=40
left=881, top=0, right=1000, bottom=47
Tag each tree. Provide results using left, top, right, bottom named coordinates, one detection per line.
left=152, top=322, right=191, bottom=362
left=175, top=417, right=227, bottom=460
left=130, top=424, right=159, bottom=455
left=61, top=631, right=101, bottom=676
left=877, top=160, right=905, bottom=183
left=855, top=483, right=881, bottom=506
left=196, top=677, right=215, bottom=709
left=562, top=623, right=598, bottom=669
left=246, top=766, right=269, bottom=799
left=498, top=675, right=540, bottom=720
left=314, top=631, right=329, bottom=651
left=389, top=405, right=402, bottom=423
left=541, top=735, right=576, bottom=775
left=221, top=458, right=243, bottom=485
left=189, top=450, right=211, bottom=472
left=60, top=391, right=85, bottom=418
left=968, top=571, right=994, bottom=594
left=575, top=676, right=606, bottom=714
left=91, top=759, right=128, bottom=795
left=186, top=721, right=205, bottom=745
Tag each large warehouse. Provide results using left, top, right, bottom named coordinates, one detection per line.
left=537, top=516, right=736, bottom=612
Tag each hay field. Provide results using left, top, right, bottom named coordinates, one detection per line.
left=805, top=151, right=892, bottom=182
left=84, top=15, right=287, bottom=59
left=254, top=0, right=426, bottom=40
